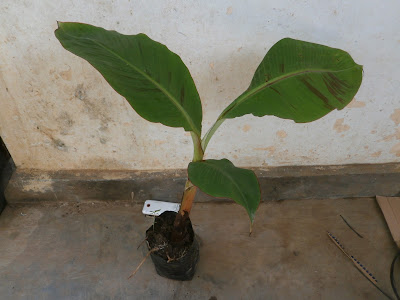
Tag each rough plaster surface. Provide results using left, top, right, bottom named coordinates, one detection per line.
left=0, top=0, right=399, bottom=170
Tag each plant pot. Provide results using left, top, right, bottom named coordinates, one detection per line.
left=146, top=211, right=199, bottom=281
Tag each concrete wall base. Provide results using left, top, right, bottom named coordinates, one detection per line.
left=5, top=163, right=400, bottom=204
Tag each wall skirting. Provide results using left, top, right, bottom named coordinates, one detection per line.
left=5, top=163, right=400, bottom=204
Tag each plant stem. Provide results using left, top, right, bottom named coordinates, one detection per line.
left=172, top=113, right=227, bottom=239
left=172, top=133, right=203, bottom=237
left=177, top=180, right=197, bottom=216
left=201, top=118, right=225, bottom=152
left=190, top=132, right=204, bottom=162
left=174, top=131, right=203, bottom=217
left=176, top=115, right=226, bottom=220
left=177, top=132, right=202, bottom=218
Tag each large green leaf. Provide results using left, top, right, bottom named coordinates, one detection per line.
left=188, top=159, right=260, bottom=224
left=221, top=38, right=363, bottom=123
left=55, top=22, right=202, bottom=135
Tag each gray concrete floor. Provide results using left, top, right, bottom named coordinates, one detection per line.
left=0, top=198, right=398, bottom=300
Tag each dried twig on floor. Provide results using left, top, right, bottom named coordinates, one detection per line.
left=136, top=238, right=147, bottom=250
left=340, top=214, right=364, bottom=238
left=128, top=247, right=159, bottom=279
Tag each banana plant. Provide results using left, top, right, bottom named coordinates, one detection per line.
left=55, top=22, right=362, bottom=233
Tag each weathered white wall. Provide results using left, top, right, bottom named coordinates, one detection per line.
left=0, top=0, right=399, bottom=170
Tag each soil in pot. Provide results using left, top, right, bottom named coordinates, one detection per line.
left=146, top=211, right=199, bottom=281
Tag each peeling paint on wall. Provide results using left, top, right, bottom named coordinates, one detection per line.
left=0, top=0, right=399, bottom=170
left=347, top=98, right=366, bottom=108
left=242, top=125, right=251, bottom=132
left=254, top=146, right=276, bottom=158
left=371, top=151, right=382, bottom=157
left=390, top=143, right=400, bottom=157
left=276, top=130, right=288, bottom=138
left=382, top=128, right=400, bottom=142
left=390, top=109, right=400, bottom=126
left=59, top=67, right=72, bottom=81
left=333, top=119, right=350, bottom=133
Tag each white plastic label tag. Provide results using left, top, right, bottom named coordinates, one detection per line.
left=142, top=200, right=180, bottom=216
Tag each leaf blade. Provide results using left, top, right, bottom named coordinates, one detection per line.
left=222, top=38, right=363, bottom=123
left=55, top=22, right=202, bottom=135
left=188, top=159, right=260, bottom=223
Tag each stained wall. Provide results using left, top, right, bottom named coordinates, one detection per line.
left=0, top=1, right=399, bottom=170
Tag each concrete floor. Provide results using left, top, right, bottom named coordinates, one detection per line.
left=0, top=198, right=398, bottom=299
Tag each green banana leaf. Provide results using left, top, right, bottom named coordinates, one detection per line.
left=188, top=159, right=260, bottom=225
left=55, top=22, right=202, bottom=136
left=221, top=38, right=363, bottom=123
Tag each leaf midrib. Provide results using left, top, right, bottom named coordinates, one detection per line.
left=220, top=65, right=360, bottom=119
left=60, top=27, right=200, bottom=136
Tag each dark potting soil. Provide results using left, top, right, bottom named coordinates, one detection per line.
left=146, top=211, right=194, bottom=261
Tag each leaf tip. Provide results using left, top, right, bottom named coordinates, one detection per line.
left=55, top=21, right=65, bottom=36
left=249, top=218, right=254, bottom=236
